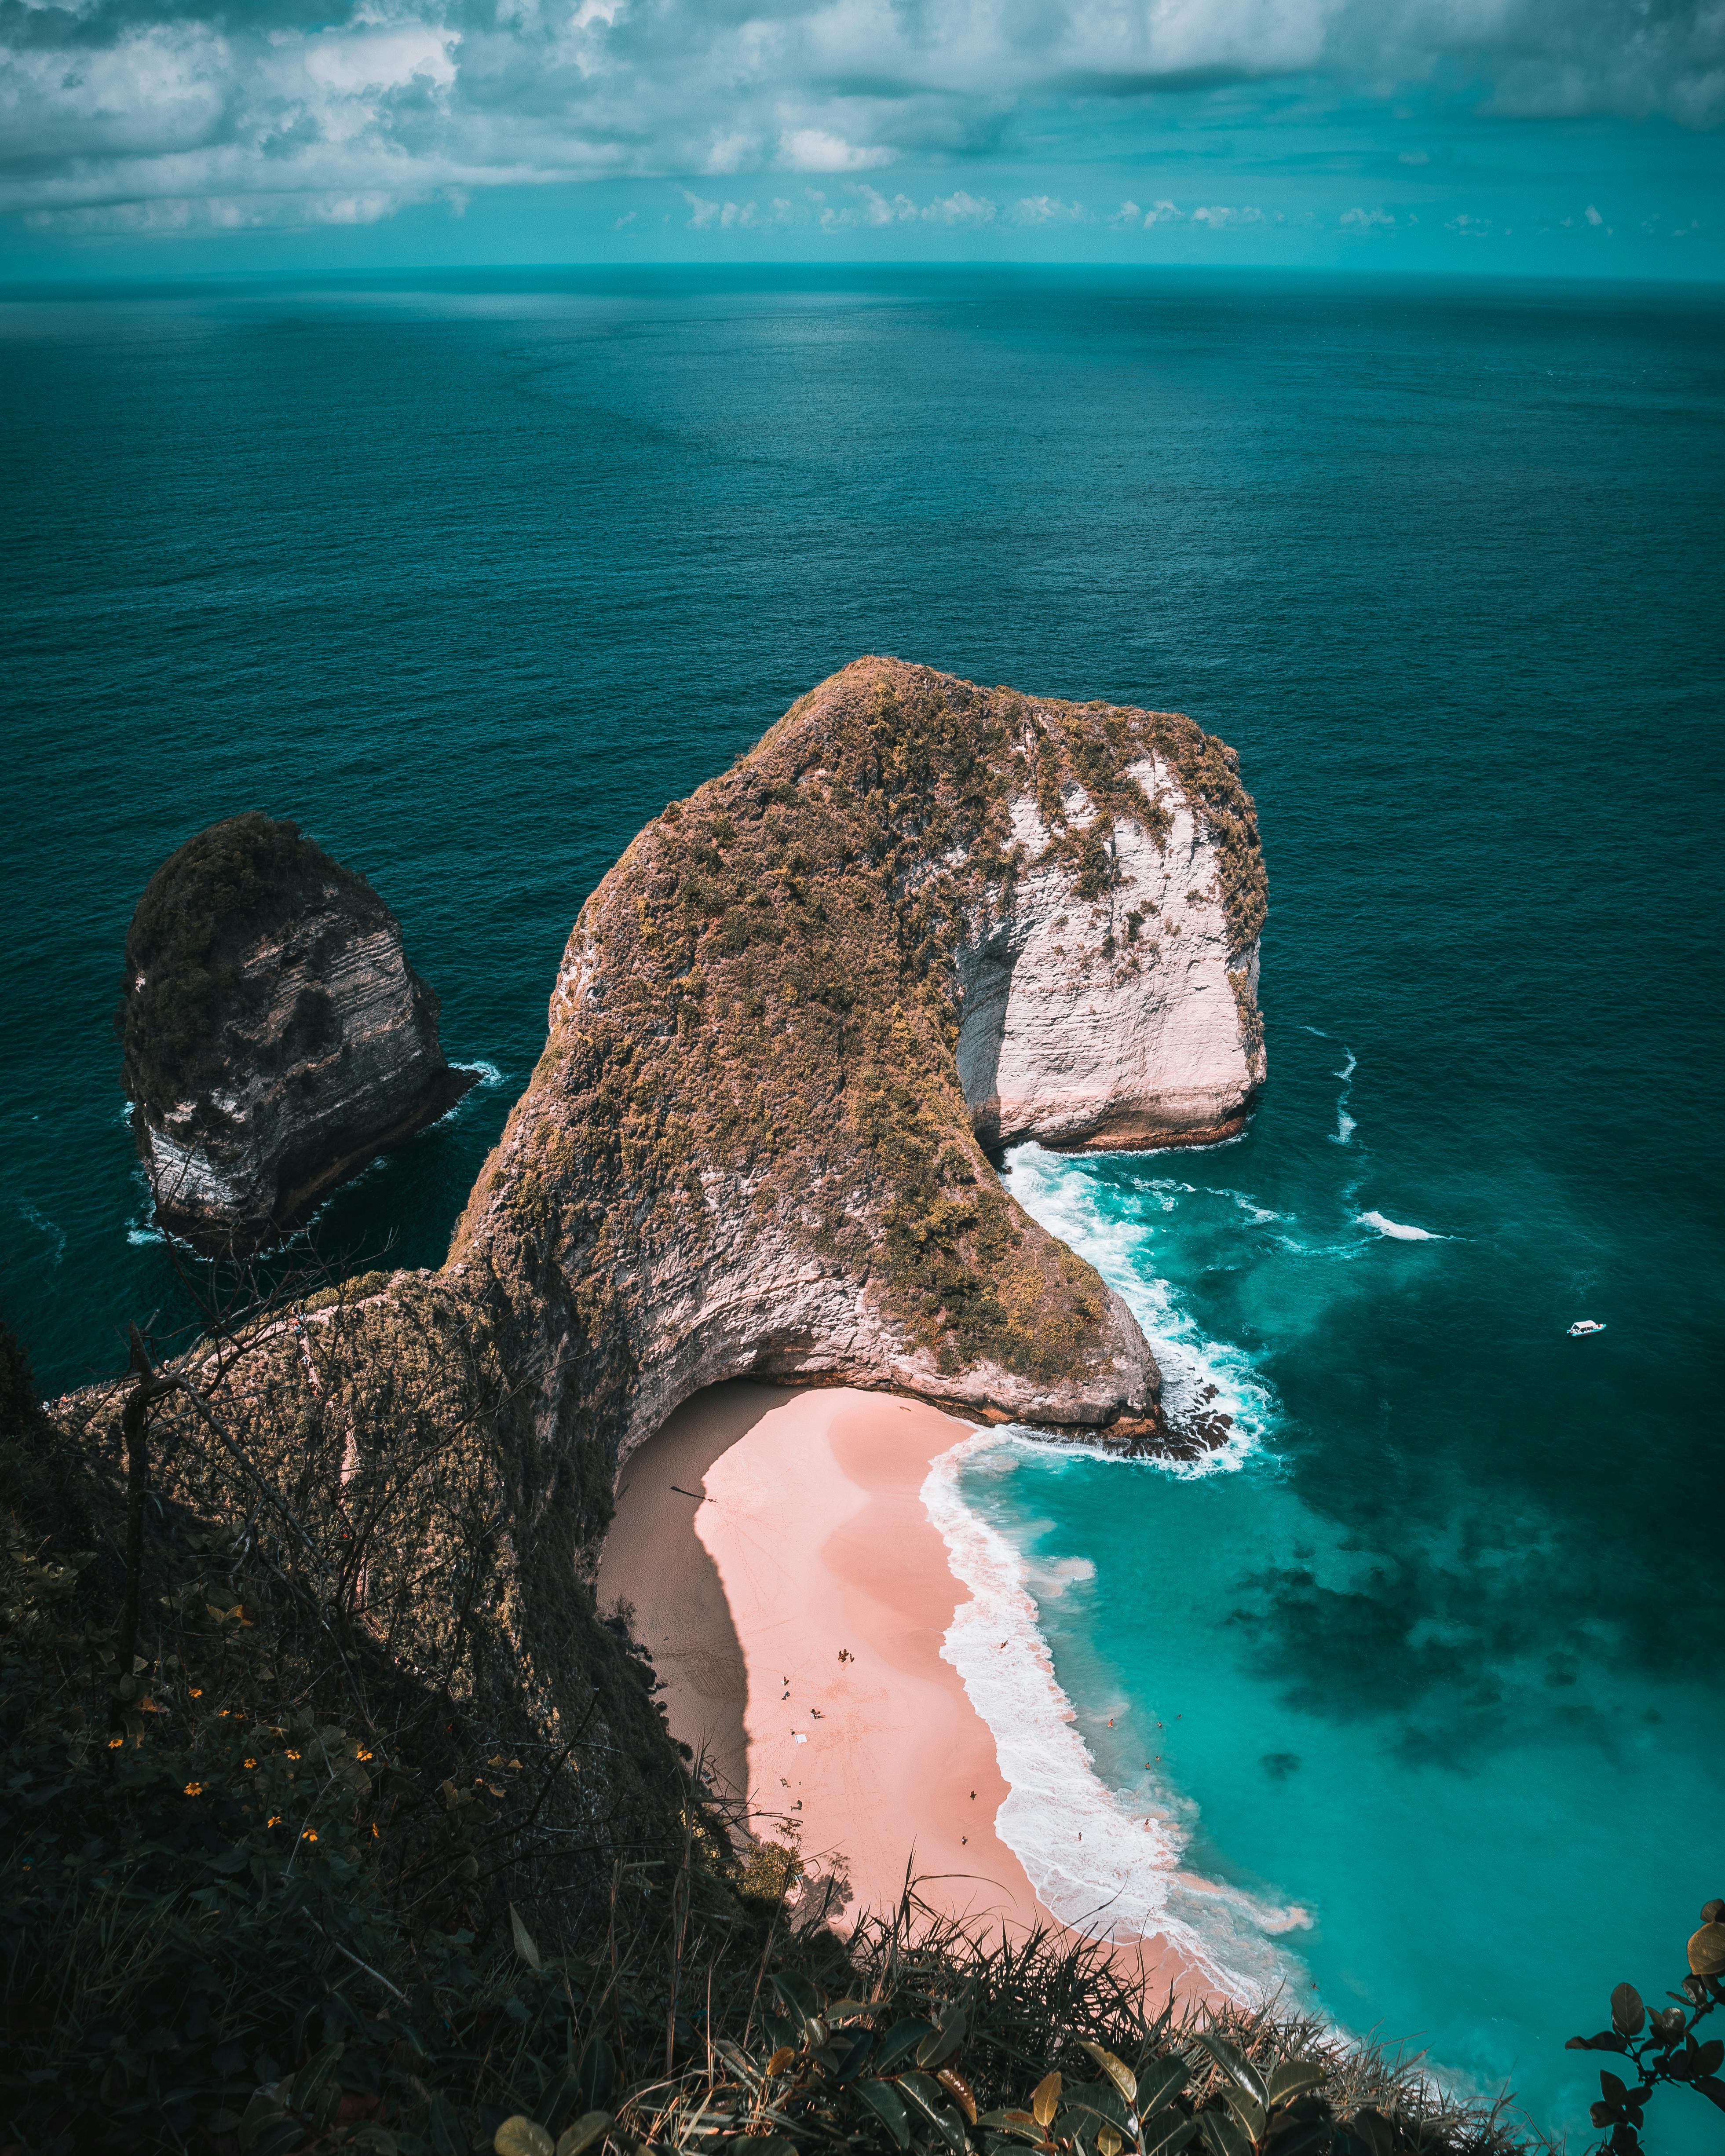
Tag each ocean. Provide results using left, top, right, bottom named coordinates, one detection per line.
left=4, top=266, right=1722, bottom=2148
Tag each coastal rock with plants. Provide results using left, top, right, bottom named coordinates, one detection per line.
left=118, top=812, right=474, bottom=1253
left=451, top=656, right=1268, bottom=1464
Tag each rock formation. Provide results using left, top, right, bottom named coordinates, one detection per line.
left=64, top=664, right=1265, bottom=1879
left=119, top=813, right=474, bottom=1253
left=449, top=657, right=1266, bottom=1467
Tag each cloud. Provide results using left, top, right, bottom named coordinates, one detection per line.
left=925, top=190, right=998, bottom=225
left=1143, top=200, right=1185, bottom=225
left=1, top=0, right=1719, bottom=234
left=1014, top=195, right=1090, bottom=224
left=1107, top=200, right=1142, bottom=226
left=1339, top=206, right=1396, bottom=227
left=1585, top=202, right=1605, bottom=223
left=777, top=130, right=895, bottom=174
left=1191, top=205, right=1267, bottom=227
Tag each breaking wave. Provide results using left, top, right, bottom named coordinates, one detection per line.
left=924, top=1428, right=1311, bottom=2005
left=1356, top=1210, right=1444, bottom=1242
left=999, top=1143, right=1274, bottom=1475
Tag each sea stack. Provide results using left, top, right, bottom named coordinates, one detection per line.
left=118, top=813, right=473, bottom=1253
left=450, top=657, right=1268, bottom=1460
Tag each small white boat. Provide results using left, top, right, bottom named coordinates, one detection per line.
left=1568, top=1319, right=1606, bottom=1337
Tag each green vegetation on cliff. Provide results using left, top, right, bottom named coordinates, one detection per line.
left=455, top=659, right=1264, bottom=1390
left=3, top=1310, right=1593, bottom=2156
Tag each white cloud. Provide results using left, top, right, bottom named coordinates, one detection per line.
left=1107, top=200, right=1142, bottom=226
left=1191, top=205, right=1266, bottom=227
left=1, top=0, right=1719, bottom=233
left=1143, top=200, right=1184, bottom=224
left=1014, top=195, right=1089, bottom=224
left=924, top=190, right=998, bottom=224
left=1340, top=206, right=1396, bottom=227
left=1585, top=202, right=1605, bottom=223
left=777, top=130, right=895, bottom=174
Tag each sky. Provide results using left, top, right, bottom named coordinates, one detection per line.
left=1, top=0, right=1722, bottom=278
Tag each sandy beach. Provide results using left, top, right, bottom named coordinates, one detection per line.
left=598, top=1380, right=1199, bottom=1991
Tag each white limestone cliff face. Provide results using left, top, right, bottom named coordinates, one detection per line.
left=957, top=752, right=1264, bottom=1151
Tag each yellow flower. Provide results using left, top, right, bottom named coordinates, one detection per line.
left=183, top=1782, right=204, bottom=1797
left=267, top=1815, right=282, bottom=1827
left=285, top=1749, right=300, bottom=1760
left=302, top=1830, right=318, bottom=1843
left=243, top=1758, right=257, bottom=1769
left=357, top=1748, right=373, bottom=1761
left=107, top=1736, right=124, bottom=1750
left=189, top=1688, right=203, bottom=1698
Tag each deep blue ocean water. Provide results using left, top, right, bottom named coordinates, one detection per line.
left=4, top=267, right=1722, bottom=2146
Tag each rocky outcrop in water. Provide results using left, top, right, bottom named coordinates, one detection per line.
left=119, top=814, right=473, bottom=1253
left=449, top=658, right=1266, bottom=1464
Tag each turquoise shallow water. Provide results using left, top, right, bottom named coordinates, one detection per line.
left=3, top=267, right=1722, bottom=2144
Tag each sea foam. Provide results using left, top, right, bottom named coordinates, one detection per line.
left=1356, top=1210, right=1443, bottom=1241
left=923, top=1429, right=1310, bottom=2003
left=1329, top=1045, right=1357, bottom=1146
left=1000, top=1143, right=1273, bottom=1474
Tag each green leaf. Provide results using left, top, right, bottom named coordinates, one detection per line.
left=1697, top=2041, right=1724, bottom=2076
left=429, top=2094, right=470, bottom=2156
left=1062, top=2083, right=1132, bottom=2133
left=900, top=2071, right=968, bottom=2153
left=574, top=2035, right=616, bottom=2112
left=238, top=2102, right=293, bottom=2156
left=1220, top=2089, right=1266, bottom=2142
left=1199, top=2108, right=1253, bottom=2156
left=1140, top=2108, right=1197, bottom=2156
left=556, top=2113, right=614, bottom=2156
left=1079, top=2045, right=1137, bottom=2106
left=858, top=2079, right=913, bottom=2149
left=1348, top=2108, right=1398, bottom=2156
left=975, top=2111, right=1043, bottom=2141
left=1137, top=2060, right=1190, bottom=2116
left=494, top=2123, right=554, bottom=2156
left=290, top=2043, right=345, bottom=2116
left=1266, top=2061, right=1327, bottom=2108
left=875, top=2020, right=937, bottom=2076
left=1266, top=2124, right=1331, bottom=2156
left=1611, top=1986, right=1646, bottom=2037
left=509, top=1902, right=542, bottom=1971
left=771, top=1970, right=821, bottom=2022
left=832, top=2031, right=878, bottom=2083
left=1194, top=2035, right=1268, bottom=2110
left=248, top=2120, right=307, bottom=2156
left=918, top=2007, right=968, bottom=2072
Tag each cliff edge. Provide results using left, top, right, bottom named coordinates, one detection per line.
left=450, top=658, right=1266, bottom=1465
left=119, top=814, right=474, bottom=1253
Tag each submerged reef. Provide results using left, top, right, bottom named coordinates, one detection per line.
left=118, top=812, right=473, bottom=1253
